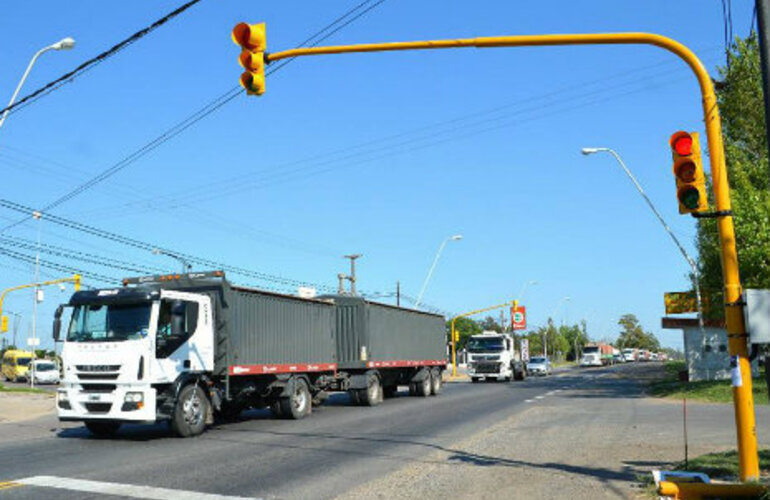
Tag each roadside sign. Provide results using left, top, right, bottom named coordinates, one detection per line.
left=511, top=305, right=526, bottom=330
left=664, top=291, right=703, bottom=314
left=27, top=337, right=40, bottom=347
left=521, top=338, right=529, bottom=362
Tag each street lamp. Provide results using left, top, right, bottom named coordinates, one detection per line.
left=152, top=248, right=191, bottom=273
left=415, top=234, right=462, bottom=309
left=581, top=147, right=704, bottom=334
left=0, top=37, right=76, bottom=131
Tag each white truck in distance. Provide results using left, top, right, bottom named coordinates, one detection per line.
left=466, top=331, right=526, bottom=383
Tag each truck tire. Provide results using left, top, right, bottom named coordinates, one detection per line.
left=279, top=378, right=311, bottom=419
left=358, top=373, right=382, bottom=406
left=430, top=368, right=442, bottom=395
left=413, top=374, right=431, bottom=397
left=85, top=420, right=121, bottom=437
left=270, top=400, right=284, bottom=418
left=348, top=389, right=361, bottom=405
left=171, top=384, right=209, bottom=437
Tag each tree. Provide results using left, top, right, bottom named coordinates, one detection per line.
left=616, top=314, right=660, bottom=351
left=696, top=36, right=770, bottom=313
left=446, top=316, right=482, bottom=349
left=694, top=35, right=770, bottom=398
left=479, top=316, right=502, bottom=333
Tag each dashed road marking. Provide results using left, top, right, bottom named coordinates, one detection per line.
left=524, top=399, right=535, bottom=403
left=15, top=476, right=260, bottom=500
left=535, top=395, right=545, bottom=400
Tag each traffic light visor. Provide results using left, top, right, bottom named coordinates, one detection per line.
left=240, top=71, right=265, bottom=95
left=670, top=131, right=693, bottom=156
left=239, top=50, right=264, bottom=72
left=232, top=22, right=266, bottom=51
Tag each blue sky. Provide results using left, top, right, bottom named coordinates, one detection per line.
left=0, top=1, right=756, bottom=351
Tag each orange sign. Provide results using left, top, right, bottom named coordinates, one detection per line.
left=511, top=306, right=526, bottom=330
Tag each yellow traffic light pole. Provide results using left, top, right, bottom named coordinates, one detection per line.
left=0, top=275, right=81, bottom=332
left=450, top=301, right=514, bottom=377
left=254, top=30, right=758, bottom=480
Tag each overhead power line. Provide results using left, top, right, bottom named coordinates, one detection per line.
left=0, top=199, right=335, bottom=292
left=0, top=0, right=204, bottom=119
left=1, top=0, right=387, bottom=233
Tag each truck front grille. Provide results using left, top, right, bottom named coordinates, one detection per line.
left=80, top=384, right=116, bottom=393
left=77, top=374, right=119, bottom=380
left=84, top=403, right=112, bottom=414
left=76, top=365, right=121, bottom=372
left=473, top=362, right=501, bottom=374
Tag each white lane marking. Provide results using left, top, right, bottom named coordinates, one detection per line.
left=535, top=395, right=545, bottom=400
left=17, top=476, right=260, bottom=500
left=525, top=399, right=535, bottom=403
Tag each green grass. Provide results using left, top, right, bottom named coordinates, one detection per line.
left=671, top=449, right=770, bottom=480
left=0, top=382, right=51, bottom=395
left=648, top=361, right=769, bottom=405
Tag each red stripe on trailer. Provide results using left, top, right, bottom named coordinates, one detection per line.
left=229, top=363, right=338, bottom=375
left=365, top=360, right=446, bottom=368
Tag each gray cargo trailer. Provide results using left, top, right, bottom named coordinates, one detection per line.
left=54, top=271, right=447, bottom=438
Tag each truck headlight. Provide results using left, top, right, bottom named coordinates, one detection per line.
left=121, top=392, right=144, bottom=411
left=124, top=392, right=144, bottom=403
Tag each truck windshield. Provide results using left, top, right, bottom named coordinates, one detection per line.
left=583, top=346, right=599, bottom=354
left=67, top=303, right=152, bottom=342
left=467, top=337, right=504, bottom=352
left=17, top=357, right=32, bottom=366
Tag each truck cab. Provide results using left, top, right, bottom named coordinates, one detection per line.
left=466, top=331, right=526, bottom=383
left=54, top=278, right=216, bottom=437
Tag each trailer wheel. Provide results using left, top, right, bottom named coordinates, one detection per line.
left=171, top=384, right=209, bottom=437
left=279, top=378, right=311, bottom=419
left=414, top=374, right=431, bottom=397
left=359, top=373, right=382, bottom=406
left=348, top=389, right=361, bottom=405
left=270, top=400, right=283, bottom=419
left=430, top=368, right=442, bottom=395
left=85, top=420, right=121, bottom=437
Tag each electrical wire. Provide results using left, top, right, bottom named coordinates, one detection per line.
left=1, top=0, right=387, bottom=233
left=0, top=0, right=205, bottom=118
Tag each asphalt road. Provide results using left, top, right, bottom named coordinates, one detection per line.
left=0, top=366, right=621, bottom=499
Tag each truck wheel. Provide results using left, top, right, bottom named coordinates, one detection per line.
left=348, top=389, right=361, bottom=405
left=359, top=373, right=382, bottom=406
left=279, top=378, right=311, bottom=419
left=85, top=420, right=121, bottom=437
left=270, top=400, right=284, bottom=418
left=171, top=384, right=209, bottom=437
left=430, top=368, right=442, bottom=395
left=414, top=374, right=431, bottom=397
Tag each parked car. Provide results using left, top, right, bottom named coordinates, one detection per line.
left=527, top=356, right=551, bottom=376
left=28, top=360, right=60, bottom=385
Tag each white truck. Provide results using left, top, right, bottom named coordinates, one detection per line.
left=466, top=331, right=526, bottom=383
left=52, top=271, right=446, bottom=437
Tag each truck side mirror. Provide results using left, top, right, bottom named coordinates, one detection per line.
left=53, top=305, right=63, bottom=342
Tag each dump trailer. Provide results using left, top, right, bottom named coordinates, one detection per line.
left=53, top=271, right=446, bottom=437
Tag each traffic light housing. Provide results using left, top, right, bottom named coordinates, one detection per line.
left=1, top=315, right=7, bottom=333
left=232, top=22, right=267, bottom=95
left=670, top=131, right=708, bottom=214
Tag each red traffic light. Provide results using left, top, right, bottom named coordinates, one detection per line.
left=670, top=131, right=693, bottom=156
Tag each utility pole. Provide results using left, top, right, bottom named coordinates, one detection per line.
left=396, top=281, right=401, bottom=307
left=756, top=0, right=770, bottom=186
left=343, top=254, right=361, bottom=296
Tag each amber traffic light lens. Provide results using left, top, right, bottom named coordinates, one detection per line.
left=675, top=161, right=697, bottom=182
